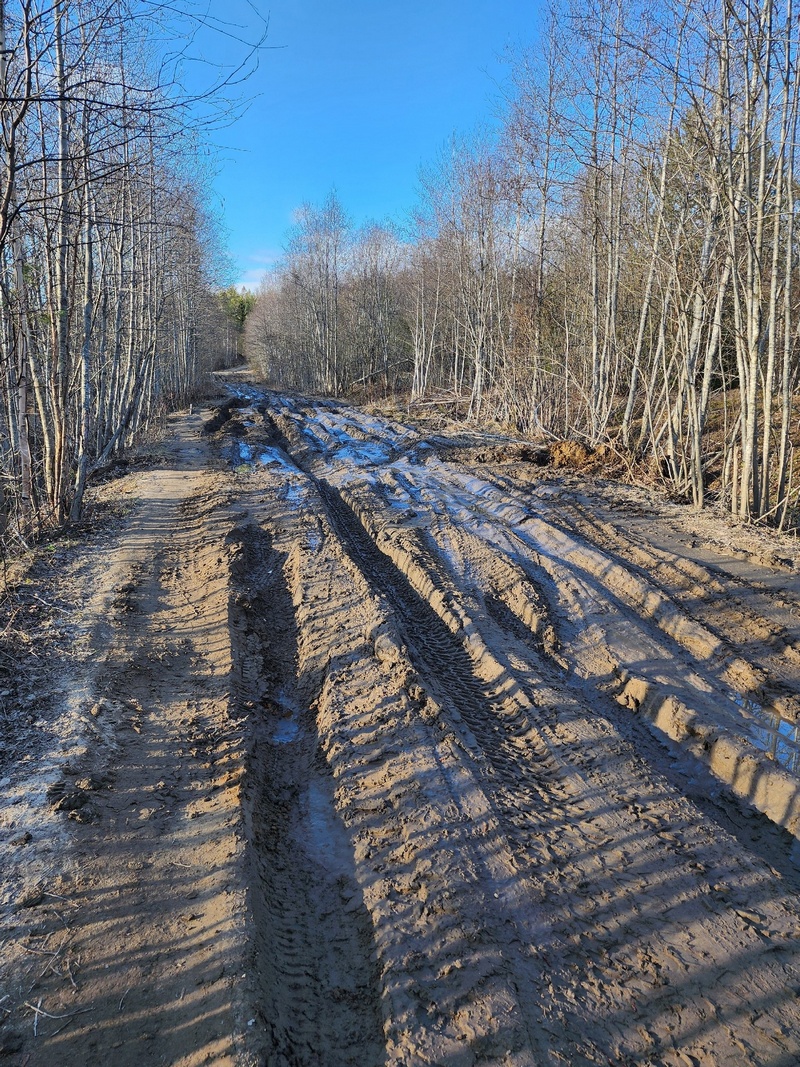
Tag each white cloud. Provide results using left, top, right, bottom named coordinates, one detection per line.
left=234, top=268, right=268, bottom=292
left=232, top=248, right=282, bottom=292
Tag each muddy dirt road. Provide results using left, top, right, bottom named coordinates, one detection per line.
left=3, top=385, right=800, bottom=1066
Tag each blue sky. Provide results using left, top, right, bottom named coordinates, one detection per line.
left=192, top=1, right=543, bottom=289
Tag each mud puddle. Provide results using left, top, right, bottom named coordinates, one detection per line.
left=738, top=694, right=800, bottom=773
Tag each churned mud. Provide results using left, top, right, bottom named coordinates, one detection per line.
left=2, top=383, right=800, bottom=1066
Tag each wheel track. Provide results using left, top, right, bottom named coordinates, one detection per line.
left=492, top=470, right=800, bottom=713
left=228, top=521, right=386, bottom=1067
left=554, top=495, right=800, bottom=714
left=429, top=463, right=768, bottom=692
left=315, top=479, right=571, bottom=821
left=244, top=463, right=566, bottom=1064
left=260, top=404, right=573, bottom=817
left=414, top=464, right=800, bottom=803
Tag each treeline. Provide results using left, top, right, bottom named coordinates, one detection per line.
left=0, top=0, right=242, bottom=543
left=248, top=0, right=800, bottom=526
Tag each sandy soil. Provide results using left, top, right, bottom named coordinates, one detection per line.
left=2, top=383, right=800, bottom=1066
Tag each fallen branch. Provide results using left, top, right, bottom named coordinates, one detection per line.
left=44, top=891, right=80, bottom=910
left=25, top=1000, right=93, bottom=1023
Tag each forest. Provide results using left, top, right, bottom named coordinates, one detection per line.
left=3, top=0, right=799, bottom=549
left=247, top=0, right=800, bottom=528
left=0, top=0, right=246, bottom=545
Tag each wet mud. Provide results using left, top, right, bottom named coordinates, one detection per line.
left=3, top=387, right=800, bottom=1066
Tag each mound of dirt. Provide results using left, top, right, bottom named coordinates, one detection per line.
left=549, top=439, right=592, bottom=467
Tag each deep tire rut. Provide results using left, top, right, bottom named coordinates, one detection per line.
left=317, top=482, right=556, bottom=799
left=229, top=522, right=385, bottom=1067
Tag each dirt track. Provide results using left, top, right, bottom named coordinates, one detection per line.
left=3, top=384, right=800, bottom=1066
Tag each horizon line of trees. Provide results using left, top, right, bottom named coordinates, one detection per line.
left=247, top=0, right=800, bottom=528
left=0, top=0, right=254, bottom=548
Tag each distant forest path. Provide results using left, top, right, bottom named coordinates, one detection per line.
left=3, top=383, right=800, bottom=1067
